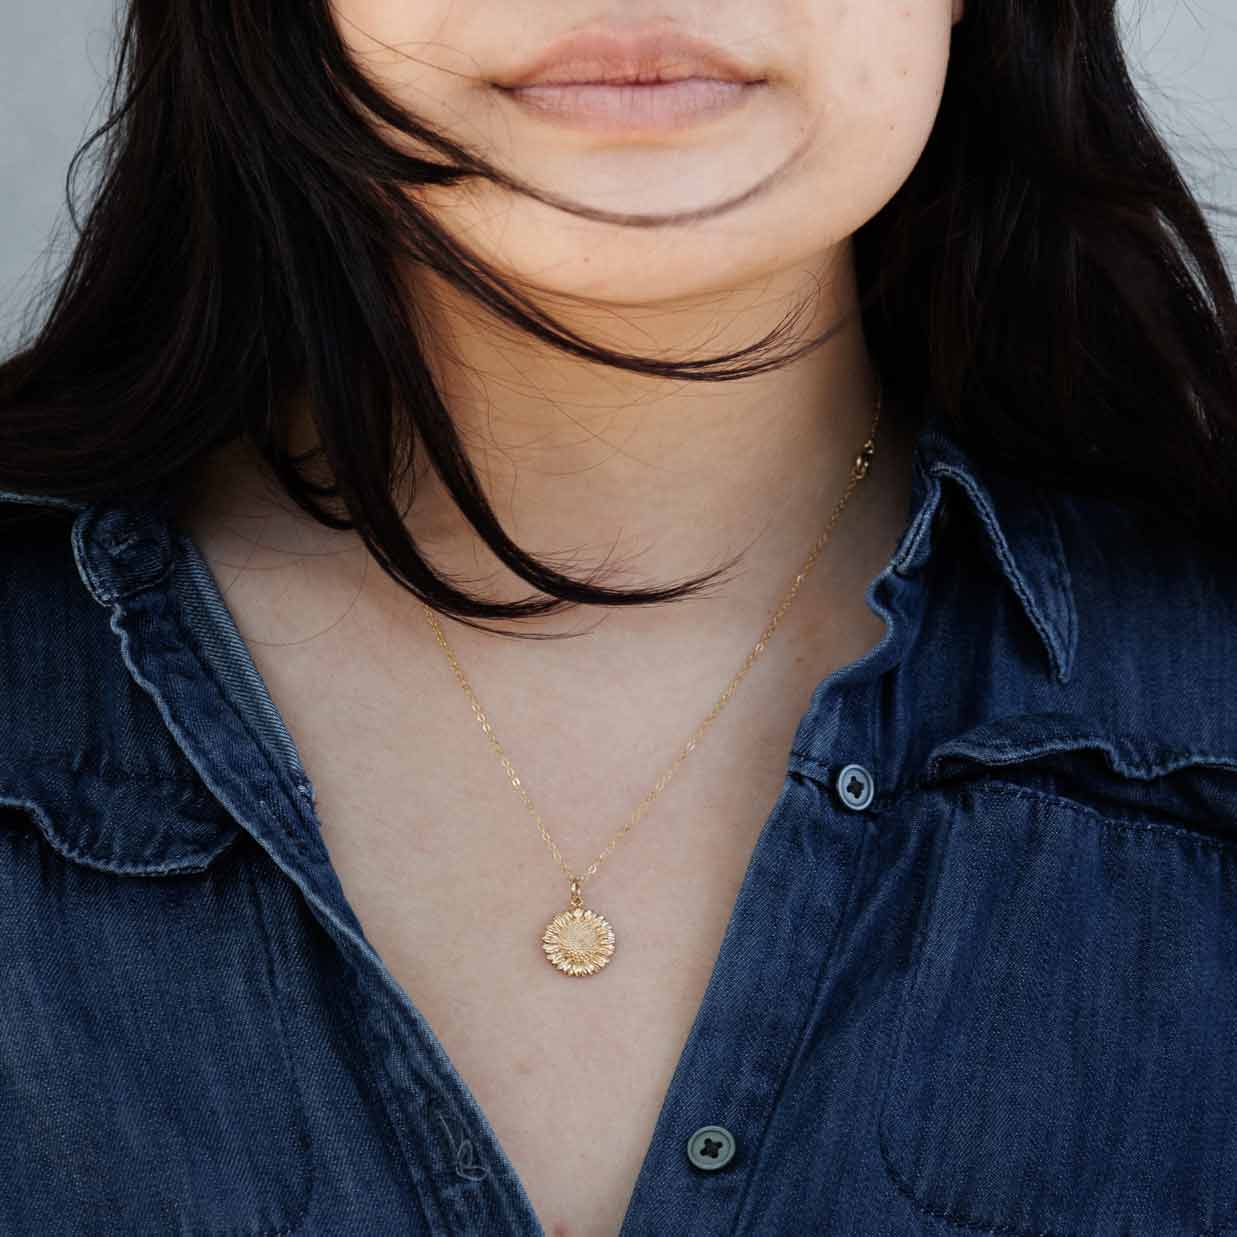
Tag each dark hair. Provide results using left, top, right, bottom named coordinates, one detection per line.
left=2, top=0, right=1235, bottom=634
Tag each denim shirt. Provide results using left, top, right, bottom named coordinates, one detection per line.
left=2, top=409, right=1237, bottom=1237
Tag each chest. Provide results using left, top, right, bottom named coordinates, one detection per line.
left=306, top=726, right=797, bottom=1237
left=195, top=544, right=888, bottom=1234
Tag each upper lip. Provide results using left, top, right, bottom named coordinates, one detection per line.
left=491, top=29, right=765, bottom=88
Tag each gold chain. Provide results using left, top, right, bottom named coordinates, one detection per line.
left=420, top=385, right=881, bottom=896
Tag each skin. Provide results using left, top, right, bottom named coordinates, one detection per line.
left=189, top=0, right=964, bottom=636
left=177, top=13, right=967, bottom=1231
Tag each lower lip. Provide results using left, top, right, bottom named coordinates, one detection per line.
left=495, top=78, right=763, bottom=133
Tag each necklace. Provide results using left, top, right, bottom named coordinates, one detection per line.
left=420, top=384, right=882, bottom=977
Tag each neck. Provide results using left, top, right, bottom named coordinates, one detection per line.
left=393, top=246, right=902, bottom=613
left=181, top=245, right=920, bottom=643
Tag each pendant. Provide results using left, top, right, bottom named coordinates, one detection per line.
left=541, top=880, right=616, bottom=977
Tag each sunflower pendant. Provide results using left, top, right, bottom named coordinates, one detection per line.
left=541, top=881, right=615, bottom=977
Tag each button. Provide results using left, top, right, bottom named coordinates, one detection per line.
left=836, top=763, right=875, bottom=810
left=686, top=1125, right=736, bottom=1171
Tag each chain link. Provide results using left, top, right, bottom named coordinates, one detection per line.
left=420, top=385, right=882, bottom=893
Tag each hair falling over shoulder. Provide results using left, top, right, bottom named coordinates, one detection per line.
left=1, top=0, right=1235, bottom=630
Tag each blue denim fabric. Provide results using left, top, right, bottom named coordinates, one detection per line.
left=2, top=408, right=1237, bottom=1236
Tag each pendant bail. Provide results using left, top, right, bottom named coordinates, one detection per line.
left=568, top=879, right=583, bottom=911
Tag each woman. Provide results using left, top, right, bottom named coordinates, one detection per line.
left=2, top=0, right=1236, bottom=1233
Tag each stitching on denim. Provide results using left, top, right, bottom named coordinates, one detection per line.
left=100, top=588, right=313, bottom=880
left=788, top=755, right=891, bottom=819
left=797, top=692, right=1237, bottom=798
left=931, top=463, right=1067, bottom=682
left=872, top=796, right=1009, bottom=1232
left=879, top=1115, right=1072, bottom=1237
left=935, top=463, right=1064, bottom=677
left=0, top=823, right=307, bottom=1232
left=924, top=731, right=1237, bottom=780
left=71, top=508, right=176, bottom=604
left=108, top=552, right=176, bottom=601
left=102, top=531, right=142, bottom=554
left=1, top=753, right=227, bottom=787
left=157, top=588, right=310, bottom=859
left=890, top=457, right=940, bottom=574
left=332, top=946, right=450, bottom=1232
left=801, top=733, right=1237, bottom=824
left=788, top=748, right=1237, bottom=838
left=0, top=489, right=88, bottom=512
left=0, top=792, right=241, bottom=877
left=431, top=1105, right=491, bottom=1182
left=875, top=779, right=1237, bottom=1237
left=71, top=513, right=118, bottom=606
left=878, top=769, right=1237, bottom=852
left=1034, top=486, right=1077, bottom=683
left=730, top=803, right=876, bottom=1232
left=172, top=533, right=315, bottom=804
left=788, top=749, right=832, bottom=781
left=242, top=853, right=317, bottom=1235
left=333, top=916, right=540, bottom=1227
left=338, top=949, right=438, bottom=1224
left=969, top=778, right=1237, bottom=852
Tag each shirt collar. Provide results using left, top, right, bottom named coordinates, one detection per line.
left=901, top=409, right=1077, bottom=684
left=2, top=404, right=1078, bottom=685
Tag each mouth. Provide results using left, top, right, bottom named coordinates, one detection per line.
left=490, top=28, right=768, bottom=134
left=493, top=78, right=766, bottom=134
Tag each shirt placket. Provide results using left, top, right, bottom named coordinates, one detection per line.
left=70, top=498, right=547, bottom=1235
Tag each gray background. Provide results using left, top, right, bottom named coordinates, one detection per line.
left=2, top=0, right=1235, bottom=356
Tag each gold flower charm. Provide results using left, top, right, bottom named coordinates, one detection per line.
left=542, top=887, right=616, bottom=977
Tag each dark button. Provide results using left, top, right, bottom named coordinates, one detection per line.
left=836, top=763, right=875, bottom=810
left=686, top=1125, right=736, bottom=1171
